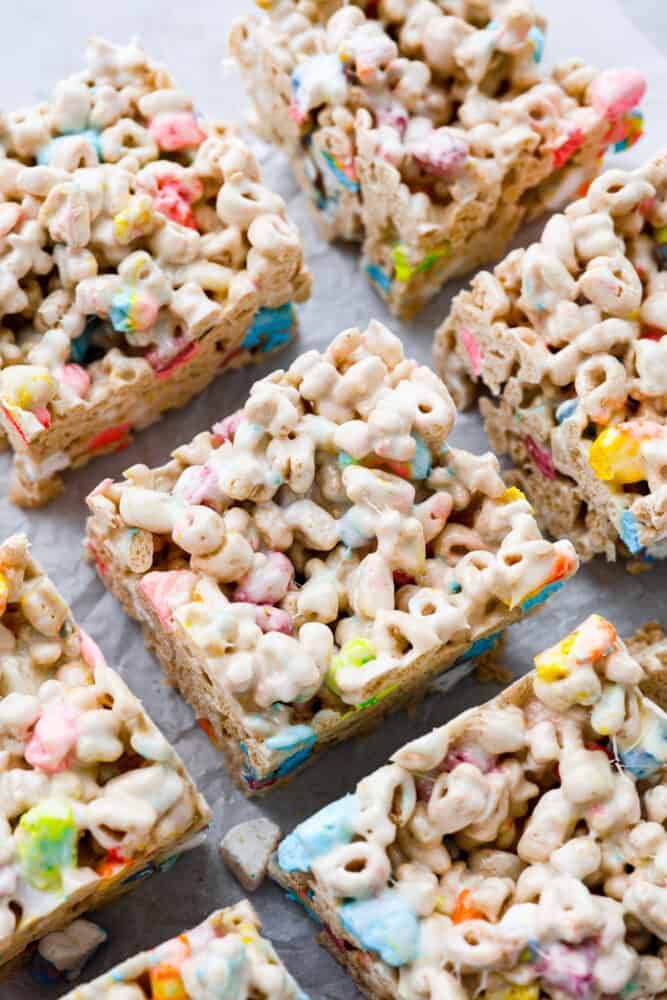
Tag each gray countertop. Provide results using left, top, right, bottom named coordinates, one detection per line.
left=2, top=1, right=667, bottom=998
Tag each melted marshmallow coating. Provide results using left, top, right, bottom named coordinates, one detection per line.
left=0, top=36, right=309, bottom=444
left=63, top=901, right=308, bottom=1000
left=86, top=321, right=577, bottom=774
left=277, top=614, right=667, bottom=1000
left=0, top=533, right=208, bottom=953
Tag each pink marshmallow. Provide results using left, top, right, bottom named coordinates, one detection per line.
left=153, top=178, right=200, bottom=229
left=374, top=101, right=409, bottom=138
left=154, top=186, right=197, bottom=229
left=55, top=363, right=91, bottom=399
left=255, top=605, right=294, bottom=635
left=233, top=552, right=294, bottom=605
left=525, top=434, right=556, bottom=480
left=79, top=629, right=106, bottom=670
left=441, top=744, right=496, bottom=774
left=174, top=464, right=225, bottom=507
left=590, top=68, right=646, bottom=121
left=288, top=103, right=309, bottom=125
left=149, top=111, right=207, bottom=152
left=139, top=570, right=197, bottom=629
left=25, top=702, right=79, bottom=773
left=461, top=326, right=484, bottom=377
left=212, top=409, right=244, bottom=444
left=34, top=406, right=51, bottom=429
left=410, top=129, right=468, bottom=179
left=537, top=940, right=598, bottom=998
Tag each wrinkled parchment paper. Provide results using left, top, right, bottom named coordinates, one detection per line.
left=3, top=1, right=667, bottom=996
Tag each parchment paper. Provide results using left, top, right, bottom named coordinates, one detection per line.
left=3, top=2, right=667, bottom=996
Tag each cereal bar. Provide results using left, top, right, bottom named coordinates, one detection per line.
left=0, top=534, right=210, bottom=970
left=231, top=0, right=645, bottom=317
left=272, top=614, right=667, bottom=1000
left=0, top=37, right=310, bottom=508
left=85, top=320, right=578, bottom=795
left=63, top=901, right=308, bottom=999
left=435, top=155, right=667, bottom=565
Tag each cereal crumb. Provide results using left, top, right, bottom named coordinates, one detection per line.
left=220, top=817, right=281, bottom=892
left=37, top=918, right=107, bottom=978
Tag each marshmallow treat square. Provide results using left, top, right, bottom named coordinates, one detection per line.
left=272, top=614, right=667, bottom=1000
left=435, top=154, right=667, bottom=567
left=85, top=320, right=578, bottom=795
left=0, top=37, right=310, bottom=509
left=0, top=533, right=210, bottom=970
left=231, top=1, right=644, bottom=317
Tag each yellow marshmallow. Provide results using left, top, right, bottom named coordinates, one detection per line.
left=534, top=632, right=576, bottom=682
left=535, top=658, right=571, bottom=683
left=0, top=572, right=8, bottom=615
left=589, top=426, right=645, bottom=484
left=502, top=486, right=527, bottom=504
left=0, top=366, right=55, bottom=412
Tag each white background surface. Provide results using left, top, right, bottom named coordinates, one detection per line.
left=2, top=2, right=667, bottom=997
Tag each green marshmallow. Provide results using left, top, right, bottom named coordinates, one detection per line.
left=326, top=637, right=376, bottom=694
left=16, top=798, right=78, bottom=892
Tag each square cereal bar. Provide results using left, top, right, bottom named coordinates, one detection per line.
left=0, top=534, right=210, bottom=970
left=85, top=320, right=577, bottom=795
left=435, top=155, right=667, bottom=565
left=272, top=614, right=667, bottom=1000
left=0, top=37, right=310, bottom=508
left=63, top=901, right=308, bottom=1000
left=230, top=0, right=645, bottom=318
